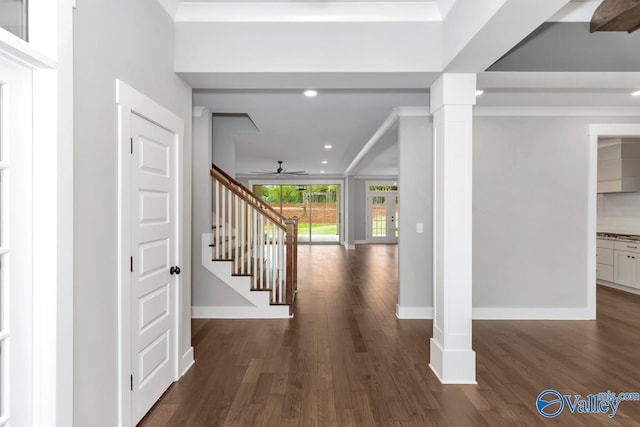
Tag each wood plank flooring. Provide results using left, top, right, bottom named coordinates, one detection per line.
left=140, top=245, right=640, bottom=426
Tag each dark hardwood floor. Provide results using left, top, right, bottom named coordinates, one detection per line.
left=140, top=245, right=640, bottom=426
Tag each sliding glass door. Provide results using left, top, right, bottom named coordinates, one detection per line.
left=253, top=183, right=341, bottom=244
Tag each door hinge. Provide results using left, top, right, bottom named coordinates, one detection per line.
left=130, top=375, right=133, bottom=391
left=130, top=137, right=133, bottom=154
left=130, top=256, right=133, bottom=273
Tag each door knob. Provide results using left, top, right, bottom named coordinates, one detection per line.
left=170, top=266, right=181, bottom=275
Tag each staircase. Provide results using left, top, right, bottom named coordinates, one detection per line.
left=202, top=163, right=298, bottom=318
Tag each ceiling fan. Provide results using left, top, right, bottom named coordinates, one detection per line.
left=250, top=160, right=308, bottom=176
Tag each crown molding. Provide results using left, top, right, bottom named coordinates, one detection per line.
left=474, top=106, right=640, bottom=117
left=176, top=1, right=442, bottom=23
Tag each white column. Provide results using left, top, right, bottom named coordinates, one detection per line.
left=344, top=175, right=356, bottom=250
left=429, top=73, right=476, bottom=384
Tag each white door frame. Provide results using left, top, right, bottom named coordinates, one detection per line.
left=366, top=180, right=398, bottom=243
left=116, top=80, right=185, bottom=426
left=588, top=124, right=640, bottom=320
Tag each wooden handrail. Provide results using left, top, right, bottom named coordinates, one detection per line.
left=210, top=170, right=286, bottom=231
left=211, top=163, right=287, bottom=223
left=210, top=163, right=298, bottom=312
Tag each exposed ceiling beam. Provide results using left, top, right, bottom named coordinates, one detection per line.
left=590, top=0, right=640, bottom=32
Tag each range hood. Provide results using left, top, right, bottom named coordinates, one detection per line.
left=598, top=138, right=640, bottom=193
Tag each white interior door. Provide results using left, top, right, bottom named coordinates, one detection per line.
left=367, top=192, right=398, bottom=244
left=130, top=113, right=178, bottom=424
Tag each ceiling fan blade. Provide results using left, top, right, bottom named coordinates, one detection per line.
left=284, top=171, right=308, bottom=175
left=250, top=171, right=277, bottom=175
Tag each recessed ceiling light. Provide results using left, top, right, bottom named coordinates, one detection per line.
left=304, top=90, right=318, bottom=97
left=632, top=90, right=640, bottom=97
left=475, top=90, right=484, bottom=96
left=321, top=160, right=328, bottom=164
left=320, top=170, right=325, bottom=174
left=324, top=144, right=333, bottom=149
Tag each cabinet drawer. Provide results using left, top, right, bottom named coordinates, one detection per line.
left=596, top=247, right=614, bottom=265
left=597, top=263, right=614, bottom=282
left=597, top=238, right=615, bottom=249
left=614, top=241, right=640, bottom=254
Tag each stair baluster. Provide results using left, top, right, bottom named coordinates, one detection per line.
left=210, top=165, right=298, bottom=313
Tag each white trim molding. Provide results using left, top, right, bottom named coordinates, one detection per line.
left=588, top=123, right=640, bottom=320
left=175, top=2, right=443, bottom=23
left=116, top=79, right=186, bottom=427
left=0, top=29, right=56, bottom=70
left=396, top=305, right=433, bottom=319
left=192, top=305, right=291, bottom=319
left=181, top=347, right=195, bottom=376
left=475, top=106, right=640, bottom=117
left=345, top=106, right=429, bottom=176
left=472, top=307, right=595, bottom=320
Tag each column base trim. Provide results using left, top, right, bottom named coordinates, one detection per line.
left=429, top=338, right=477, bottom=384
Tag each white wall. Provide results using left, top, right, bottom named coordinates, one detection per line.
left=175, top=22, right=441, bottom=74
left=598, top=192, right=640, bottom=234
left=354, top=178, right=367, bottom=241
left=344, top=176, right=356, bottom=247
left=473, top=116, right=638, bottom=313
left=191, top=112, right=256, bottom=307
left=73, top=1, right=192, bottom=425
left=397, top=116, right=433, bottom=312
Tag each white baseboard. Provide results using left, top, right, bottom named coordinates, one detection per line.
left=192, top=305, right=291, bottom=319
left=597, top=280, right=640, bottom=296
left=472, top=307, right=595, bottom=320
left=355, top=240, right=368, bottom=245
left=343, top=242, right=355, bottom=250
left=396, top=304, right=433, bottom=319
left=394, top=305, right=595, bottom=320
left=181, top=346, right=194, bottom=376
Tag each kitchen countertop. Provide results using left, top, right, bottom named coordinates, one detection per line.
left=597, top=232, right=640, bottom=242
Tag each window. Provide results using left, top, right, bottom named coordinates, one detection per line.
left=0, top=0, right=28, bottom=40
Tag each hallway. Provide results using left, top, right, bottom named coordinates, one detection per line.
left=140, top=245, right=640, bottom=426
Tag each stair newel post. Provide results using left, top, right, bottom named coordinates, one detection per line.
left=239, top=197, right=243, bottom=274
left=259, top=213, right=265, bottom=290
left=215, top=180, right=220, bottom=259
left=278, top=227, right=284, bottom=304
left=227, top=187, right=233, bottom=259
left=285, top=217, right=297, bottom=313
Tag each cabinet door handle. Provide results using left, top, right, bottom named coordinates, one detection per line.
left=627, top=245, right=638, bottom=249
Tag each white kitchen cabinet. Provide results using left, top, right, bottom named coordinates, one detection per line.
left=597, top=140, right=640, bottom=193
left=613, top=250, right=640, bottom=289
left=596, top=239, right=615, bottom=282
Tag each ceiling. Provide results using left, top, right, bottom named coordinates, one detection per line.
left=183, top=0, right=640, bottom=178
left=194, top=90, right=427, bottom=177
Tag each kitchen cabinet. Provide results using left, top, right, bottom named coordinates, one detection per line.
left=596, top=239, right=614, bottom=282
left=597, top=234, right=640, bottom=291
left=597, top=139, right=640, bottom=193
left=613, top=251, right=640, bottom=289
